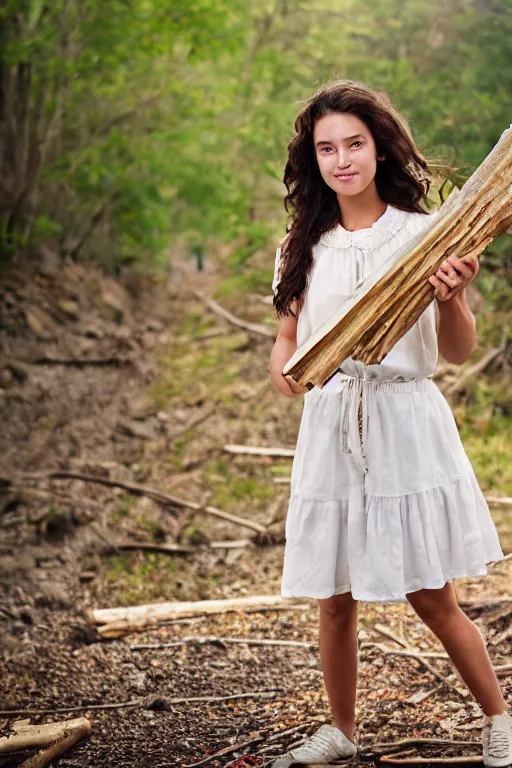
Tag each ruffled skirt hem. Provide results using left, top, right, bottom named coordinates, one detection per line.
left=280, top=470, right=505, bottom=603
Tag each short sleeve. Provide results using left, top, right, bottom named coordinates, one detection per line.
left=271, top=244, right=283, bottom=296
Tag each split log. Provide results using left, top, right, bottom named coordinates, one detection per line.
left=0, top=717, right=90, bottom=755
left=93, top=595, right=306, bottom=638
left=284, top=123, right=512, bottom=387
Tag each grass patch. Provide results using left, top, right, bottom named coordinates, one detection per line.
left=205, top=456, right=275, bottom=512
left=149, top=333, right=251, bottom=408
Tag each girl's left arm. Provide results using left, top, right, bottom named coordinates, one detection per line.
left=429, top=255, right=478, bottom=365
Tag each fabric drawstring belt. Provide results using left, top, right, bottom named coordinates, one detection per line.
left=337, top=372, right=434, bottom=476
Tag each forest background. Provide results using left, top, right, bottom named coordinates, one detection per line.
left=1, top=0, right=511, bottom=547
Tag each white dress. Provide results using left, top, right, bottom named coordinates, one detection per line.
left=272, top=203, right=505, bottom=602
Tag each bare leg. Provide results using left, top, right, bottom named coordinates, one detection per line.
left=406, top=582, right=507, bottom=716
left=318, top=591, right=359, bottom=742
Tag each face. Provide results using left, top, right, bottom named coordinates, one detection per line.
left=313, top=112, right=381, bottom=198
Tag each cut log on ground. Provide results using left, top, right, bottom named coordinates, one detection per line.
left=93, top=595, right=306, bottom=638
left=19, top=719, right=91, bottom=768
left=284, top=123, right=512, bottom=386
left=0, top=717, right=91, bottom=756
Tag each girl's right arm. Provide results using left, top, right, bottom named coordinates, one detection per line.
left=269, top=301, right=309, bottom=397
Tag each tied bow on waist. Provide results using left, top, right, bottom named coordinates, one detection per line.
left=338, top=374, right=371, bottom=476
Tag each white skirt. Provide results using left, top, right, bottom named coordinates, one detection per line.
left=281, top=376, right=505, bottom=603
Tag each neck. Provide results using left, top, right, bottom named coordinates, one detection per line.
left=338, top=184, right=387, bottom=232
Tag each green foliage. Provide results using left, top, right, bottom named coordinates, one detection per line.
left=1, top=0, right=510, bottom=277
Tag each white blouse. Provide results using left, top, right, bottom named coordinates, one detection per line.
left=272, top=204, right=440, bottom=391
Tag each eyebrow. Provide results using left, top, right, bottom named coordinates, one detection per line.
left=315, top=134, right=365, bottom=147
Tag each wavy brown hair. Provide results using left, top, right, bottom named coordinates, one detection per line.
left=273, top=79, right=435, bottom=318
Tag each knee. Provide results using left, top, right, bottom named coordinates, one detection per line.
left=406, top=588, right=461, bottom=634
left=318, top=592, right=357, bottom=630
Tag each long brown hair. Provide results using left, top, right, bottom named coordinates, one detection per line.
left=273, top=79, right=434, bottom=318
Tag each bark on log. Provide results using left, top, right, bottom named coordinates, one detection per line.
left=284, top=123, right=512, bottom=387
left=20, top=719, right=91, bottom=768
left=93, top=595, right=304, bottom=638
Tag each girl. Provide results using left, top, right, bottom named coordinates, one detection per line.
left=268, top=81, right=511, bottom=768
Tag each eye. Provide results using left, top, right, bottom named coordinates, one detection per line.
left=351, top=141, right=363, bottom=148
left=320, top=147, right=333, bottom=153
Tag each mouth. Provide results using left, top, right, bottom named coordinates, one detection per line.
left=335, top=173, right=357, bottom=181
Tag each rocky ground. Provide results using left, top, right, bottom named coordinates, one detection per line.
left=0, top=252, right=510, bottom=767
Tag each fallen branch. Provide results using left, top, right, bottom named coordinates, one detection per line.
left=171, top=403, right=217, bottom=441
left=182, top=734, right=265, bottom=768
left=22, top=470, right=266, bottom=534
left=458, top=596, right=512, bottom=610
left=130, top=635, right=317, bottom=651
left=485, top=496, right=512, bottom=507
left=405, top=685, right=444, bottom=704
left=113, top=539, right=256, bottom=557
left=0, top=691, right=278, bottom=718
left=93, top=595, right=306, bottom=638
left=31, top=357, right=128, bottom=367
left=379, top=756, right=482, bottom=765
left=183, top=721, right=309, bottom=768
left=494, top=664, right=512, bottom=676
left=364, top=642, right=449, bottom=660
left=360, top=642, right=468, bottom=699
left=224, top=444, right=295, bottom=458
left=368, top=737, right=480, bottom=754
left=20, top=718, right=91, bottom=768
left=114, top=541, right=195, bottom=556
left=373, top=623, right=410, bottom=649
left=0, top=718, right=91, bottom=755
left=443, top=343, right=507, bottom=400
left=492, top=624, right=512, bottom=647
left=193, top=291, right=273, bottom=338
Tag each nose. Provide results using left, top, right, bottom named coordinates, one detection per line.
left=336, top=149, right=350, bottom=168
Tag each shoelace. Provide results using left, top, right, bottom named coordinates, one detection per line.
left=488, top=728, right=510, bottom=758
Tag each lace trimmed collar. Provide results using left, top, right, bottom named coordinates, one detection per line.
left=319, top=204, right=407, bottom=252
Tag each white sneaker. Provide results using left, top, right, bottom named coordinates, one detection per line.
left=271, top=723, right=357, bottom=767
left=482, top=711, right=512, bottom=767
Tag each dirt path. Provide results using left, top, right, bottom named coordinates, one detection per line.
left=0, top=257, right=510, bottom=767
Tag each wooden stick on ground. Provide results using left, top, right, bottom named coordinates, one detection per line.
left=92, top=595, right=307, bottom=638
left=0, top=718, right=91, bottom=756
left=130, top=635, right=317, bottom=651
left=361, top=642, right=468, bottom=699
left=112, top=539, right=257, bottom=557
left=22, top=471, right=267, bottom=534
left=0, top=691, right=278, bottom=718
left=20, top=719, right=91, bottom=768
left=224, top=444, right=295, bottom=458
left=379, top=756, right=483, bottom=765
left=193, top=290, right=274, bottom=338
left=443, top=343, right=507, bottom=401
left=368, top=737, right=481, bottom=753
